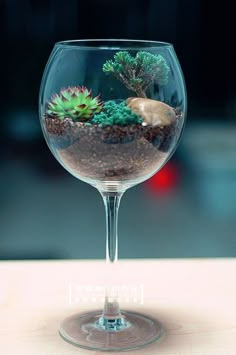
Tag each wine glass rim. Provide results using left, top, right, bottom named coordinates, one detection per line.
left=55, top=39, right=173, bottom=50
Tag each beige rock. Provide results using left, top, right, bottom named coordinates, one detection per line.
left=126, top=97, right=176, bottom=127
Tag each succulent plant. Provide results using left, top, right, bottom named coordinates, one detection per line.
left=103, top=51, right=170, bottom=98
left=47, top=86, right=103, bottom=121
left=92, top=100, right=143, bottom=127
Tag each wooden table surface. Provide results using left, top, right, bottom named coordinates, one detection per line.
left=0, top=259, right=236, bottom=354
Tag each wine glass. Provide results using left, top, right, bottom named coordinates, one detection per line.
left=39, top=39, right=186, bottom=351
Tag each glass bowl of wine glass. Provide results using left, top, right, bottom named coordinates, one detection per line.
left=39, top=39, right=186, bottom=351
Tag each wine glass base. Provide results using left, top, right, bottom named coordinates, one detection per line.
left=59, top=310, right=164, bottom=351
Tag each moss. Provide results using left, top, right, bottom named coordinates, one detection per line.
left=92, top=100, right=143, bottom=127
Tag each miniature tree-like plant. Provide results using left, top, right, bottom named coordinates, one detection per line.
left=103, top=51, right=170, bottom=98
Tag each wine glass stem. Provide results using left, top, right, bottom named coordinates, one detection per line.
left=102, top=192, right=123, bottom=264
left=99, top=191, right=127, bottom=330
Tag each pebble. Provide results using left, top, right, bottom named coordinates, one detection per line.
left=126, top=97, right=176, bottom=127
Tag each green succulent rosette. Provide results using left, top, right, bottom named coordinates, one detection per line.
left=47, top=86, right=103, bottom=121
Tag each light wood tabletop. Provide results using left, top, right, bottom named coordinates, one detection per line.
left=0, top=259, right=236, bottom=354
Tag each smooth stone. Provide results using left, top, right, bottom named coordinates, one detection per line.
left=126, top=97, right=176, bottom=127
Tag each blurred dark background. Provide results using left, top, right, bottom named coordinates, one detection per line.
left=1, top=0, right=236, bottom=260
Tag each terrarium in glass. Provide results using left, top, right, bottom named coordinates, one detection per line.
left=39, top=39, right=186, bottom=351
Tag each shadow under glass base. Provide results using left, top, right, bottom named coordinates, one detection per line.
left=59, top=310, right=164, bottom=351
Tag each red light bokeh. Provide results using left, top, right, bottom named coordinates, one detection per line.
left=145, top=162, right=179, bottom=194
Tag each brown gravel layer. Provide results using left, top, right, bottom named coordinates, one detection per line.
left=43, top=117, right=81, bottom=149
left=43, top=112, right=183, bottom=182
